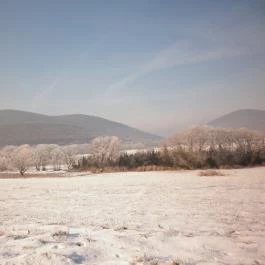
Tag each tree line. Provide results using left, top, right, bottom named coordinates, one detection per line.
left=0, top=136, right=121, bottom=175
left=0, top=144, right=79, bottom=175
left=0, top=127, right=265, bottom=175
left=76, top=126, right=265, bottom=171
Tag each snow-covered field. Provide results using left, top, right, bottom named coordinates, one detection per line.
left=0, top=168, right=265, bottom=265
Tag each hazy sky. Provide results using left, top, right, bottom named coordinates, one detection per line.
left=1, top=0, right=265, bottom=135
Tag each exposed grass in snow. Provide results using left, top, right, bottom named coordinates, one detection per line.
left=198, top=170, right=225, bottom=177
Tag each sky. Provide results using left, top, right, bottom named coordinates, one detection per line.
left=1, top=0, right=265, bottom=136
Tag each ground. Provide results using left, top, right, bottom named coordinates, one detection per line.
left=0, top=167, right=265, bottom=265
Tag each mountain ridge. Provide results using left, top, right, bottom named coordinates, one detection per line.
left=0, top=109, right=161, bottom=147
left=208, top=109, right=265, bottom=131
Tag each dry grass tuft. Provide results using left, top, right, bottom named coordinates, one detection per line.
left=170, top=261, right=180, bottom=265
left=198, top=170, right=225, bottom=177
left=52, top=230, right=68, bottom=239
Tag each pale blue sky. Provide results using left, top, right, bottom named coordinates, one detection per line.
left=1, top=0, right=265, bottom=135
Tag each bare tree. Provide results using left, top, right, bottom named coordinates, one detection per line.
left=51, top=146, right=64, bottom=171
left=90, top=136, right=121, bottom=167
left=0, top=157, right=7, bottom=171
left=166, top=125, right=210, bottom=151
left=11, top=144, right=32, bottom=176
left=0, top=145, right=17, bottom=171
left=32, top=144, right=50, bottom=171
left=62, top=145, right=77, bottom=170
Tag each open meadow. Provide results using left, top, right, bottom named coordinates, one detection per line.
left=0, top=167, right=265, bottom=265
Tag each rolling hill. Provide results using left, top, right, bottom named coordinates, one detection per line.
left=208, top=109, right=265, bottom=131
left=0, top=110, right=162, bottom=147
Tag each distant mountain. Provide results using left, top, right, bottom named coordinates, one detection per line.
left=208, top=109, right=265, bottom=131
left=0, top=110, right=162, bottom=147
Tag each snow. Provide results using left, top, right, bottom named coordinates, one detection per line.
left=0, top=167, right=265, bottom=265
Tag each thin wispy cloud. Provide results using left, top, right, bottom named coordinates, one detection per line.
left=31, top=33, right=110, bottom=109
left=105, top=42, right=247, bottom=96
left=105, top=3, right=265, bottom=97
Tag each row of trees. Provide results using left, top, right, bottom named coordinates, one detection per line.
left=163, top=126, right=265, bottom=168
left=0, top=136, right=122, bottom=176
left=76, top=126, right=265, bottom=171
left=1, top=127, right=265, bottom=175
left=0, top=144, right=78, bottom=175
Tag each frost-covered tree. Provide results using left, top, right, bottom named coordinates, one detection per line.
left=11, top=144, right=32, bottom=176
left=0, top=145, right=17, bottom=171
left=166, top=125, right=210, bottom=151
left=51, top=146, right=64, bottom=171
left=90, top=136, right=121, bottom=167
left=32, top=144, right=50, bottom=171
left=0, top=157, right=8, bottom=171
left=62, top=145, right=77, bottom=170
